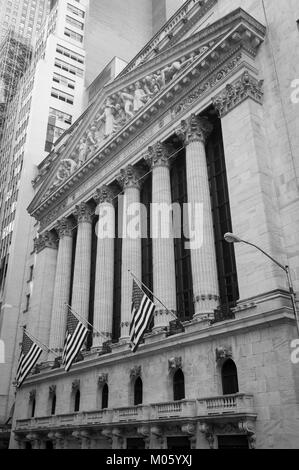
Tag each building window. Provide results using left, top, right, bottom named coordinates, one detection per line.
left=67, top=3, right=84, bottom=18
left=102, top=384, right=109, bottom=410
left=221, top=359, right=239, bottom=395
left=49, top=107, right=72, bottom=125
left=134, top=377, right=143, bottom=406
left=51, top=88, right=74, bottom=105
left=112, top=198, right=122, bottom=342
left=56, top=44, right=84, bottom=64
left=53, top=72, right=75, bottom=89
left=64, top=27, right=83, bottom=43
left=54, top=58, right=84, bottom=77
left=171, top=149, right=194, bottom=321
left=74, top=390, right=80, bottom=412
left=206, top=114, right=239, bottom=320
left=51, top=394, right=56, bottom=415
left=24, top=294, right=30, bottom=313
left=30, top=397, right=36, bottom=418
left=173, top=368, right=185, bottom=401
left=66, top=15, right=84, bottom=30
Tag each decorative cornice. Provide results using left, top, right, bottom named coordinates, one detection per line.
left=34, top=231, right=58, bottom=253
left=177, top=114, right=213, bottom=145
left=146, top=142, right=171, bottom=168
left=74, top=202, right=93, bottom=224
left=117, top=165, right=142, bottom=190
left=93, top=185, right=115, bottom=205
left=56, top=217, right=73, bottom=239
left=211, top=70, right=264, bottom=117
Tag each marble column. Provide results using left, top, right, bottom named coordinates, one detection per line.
left=178, top=114, right=219, bottom=319
left=71, top=202, right=93, bottom=322
left=48, top=218, right=74, bottom=358
left=28, top=232, right=58, bottom=357
left=146, top=142, right=177, bottom=329
left=92, top=186, right=115, bottom=348
left=117, top=165, right=142, bottom=340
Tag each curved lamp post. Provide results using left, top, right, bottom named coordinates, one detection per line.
left=224, top=232, right=299, bottom=337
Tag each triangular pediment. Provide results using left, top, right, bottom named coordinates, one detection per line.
left=29, top=8, right=266, bottom=219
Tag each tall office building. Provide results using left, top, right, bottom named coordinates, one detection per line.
left=0, top=0, right=50, bottom=45
left=7, top=0, right=299, bottom=450
left=0, top=0, right=164, bottom=449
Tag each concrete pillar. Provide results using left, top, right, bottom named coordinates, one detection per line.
left=117, top=165, right=142, bottom=340
left=92, top=186, right=115, bottom=348
left=179, top=114, right=219, bottom=319
left=28, top=232, right=58, bottom=357
left=48, top=218, right=73, bottom=358
left=71, top=202, right=93, bottom=322
left=146, top=142, right=177, bottom=328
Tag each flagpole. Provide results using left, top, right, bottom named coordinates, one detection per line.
left=21, top=326, right=60, bottom=358
left=65, top=303, right=109, bottom=341
left=128, top=270, right=184, bottom=328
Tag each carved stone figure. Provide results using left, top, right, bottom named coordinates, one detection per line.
left=96, top=97, right=115, bottom=137
left=119, top=90, right=134, bottom=119
left=133, top=81, right=147, bottom=112
left=78, top=137, right=87, bottom=165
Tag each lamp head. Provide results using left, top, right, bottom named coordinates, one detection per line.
left=224, top=232, right=243, bottom=244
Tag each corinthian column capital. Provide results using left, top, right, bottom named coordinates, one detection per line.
left=117, top=165, right=141, bottom=190
left=74, top=202, right=93, bottom=224
left=145, top=142, right=171, bottom=169
left=56, top=217, right=74, bottom=239
left=177, top=114, right=213, bottom=145
left=34, top=231, right=58, bottom=253
left=94, top=185, right=115, bottom=205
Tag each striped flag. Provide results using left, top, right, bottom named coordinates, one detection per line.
left=62, top=306, right=88, bottom=372
left=129, top=280, right=155, bottom=353
left=15, top=331, right=43, bottom=388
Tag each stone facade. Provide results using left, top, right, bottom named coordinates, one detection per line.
left=8, top=0, right=299, bottom=450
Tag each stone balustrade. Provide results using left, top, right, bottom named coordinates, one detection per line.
left=15, top=394, right=255, bottom=433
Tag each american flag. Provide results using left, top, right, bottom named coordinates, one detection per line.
left=15, top=331, right=43, bottom=388
left=62, top=306, right=88, bottom=372
left=129, top=280, right=155, bottom=353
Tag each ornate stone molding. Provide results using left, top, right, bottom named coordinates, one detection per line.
left=117, top=165, right=142, bottom=190
left=56, top=217, right=73, bottom=239
left=130, top=365, right=142, bottom=379
left=74, top=202, right=93, bottom=224
left=199, top=422, right=214, bottom=449
left=168, top=356, right=182, bottom=372
left=146, top=142, right=171, bottom=168
left=93, top=185, right=115, bottom=205
left=98, top=373, right=108, bottom=385
left=215, top=346, right=233, bottom=365
left=177, top=114, right=213, bottom=145
left=34, top=231, right=58, bottom=253
left=49, top=385, right=56, bottom=397
left=71, top=379, right=80, bottom=392
left=212, top=70, right=264, bottom=117
left=29, top=390, right=36, bottom=401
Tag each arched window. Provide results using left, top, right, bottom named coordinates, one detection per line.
left=134, top=377, right=143, bottom=406
left=74, top=390, right=80, bottom=412
left=102, top=383, right=109, bottom=410
left=222, top=359, right=239, bottom=395
left=31, top=398, right=36, bottom=418
left=51, top=394, right=56, bottom=415
left=173, top=369, right=185, bottom=401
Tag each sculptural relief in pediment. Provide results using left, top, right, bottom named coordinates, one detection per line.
left=40, top=47, right=209, bottom=202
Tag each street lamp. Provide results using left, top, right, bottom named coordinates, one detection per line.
left=224, top=232, right=299, bottom=337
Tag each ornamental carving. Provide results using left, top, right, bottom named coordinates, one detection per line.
left=168, top=356, right=182, bottom=372
left=49, top=385, right=56, bottom=396
left=98, top=373, right=108, bottom=385
left=34, top=231, right=57, bottom=253
left=177, top=114, right=213, bottom=144
left=93, top=185, right=115, bottom=205
left=146, top=142, right=172, bottom=168
left=130, top=365, right=142, bottom=379
left=215, top=346, right=233, bottom=364
left=56, top=217, right=73, bottom=238
left=71, top=379, right=80, bottom=391
left=117, top=165, right=142, bottom=190
left=74, top=202, right=93, bottom=224
left=29, top=390, right=36, bottom=401
left=212, top=70, right=264, bottom=117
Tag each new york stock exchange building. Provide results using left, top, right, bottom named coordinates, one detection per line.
left=10, top=0, right=299, bottom=450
